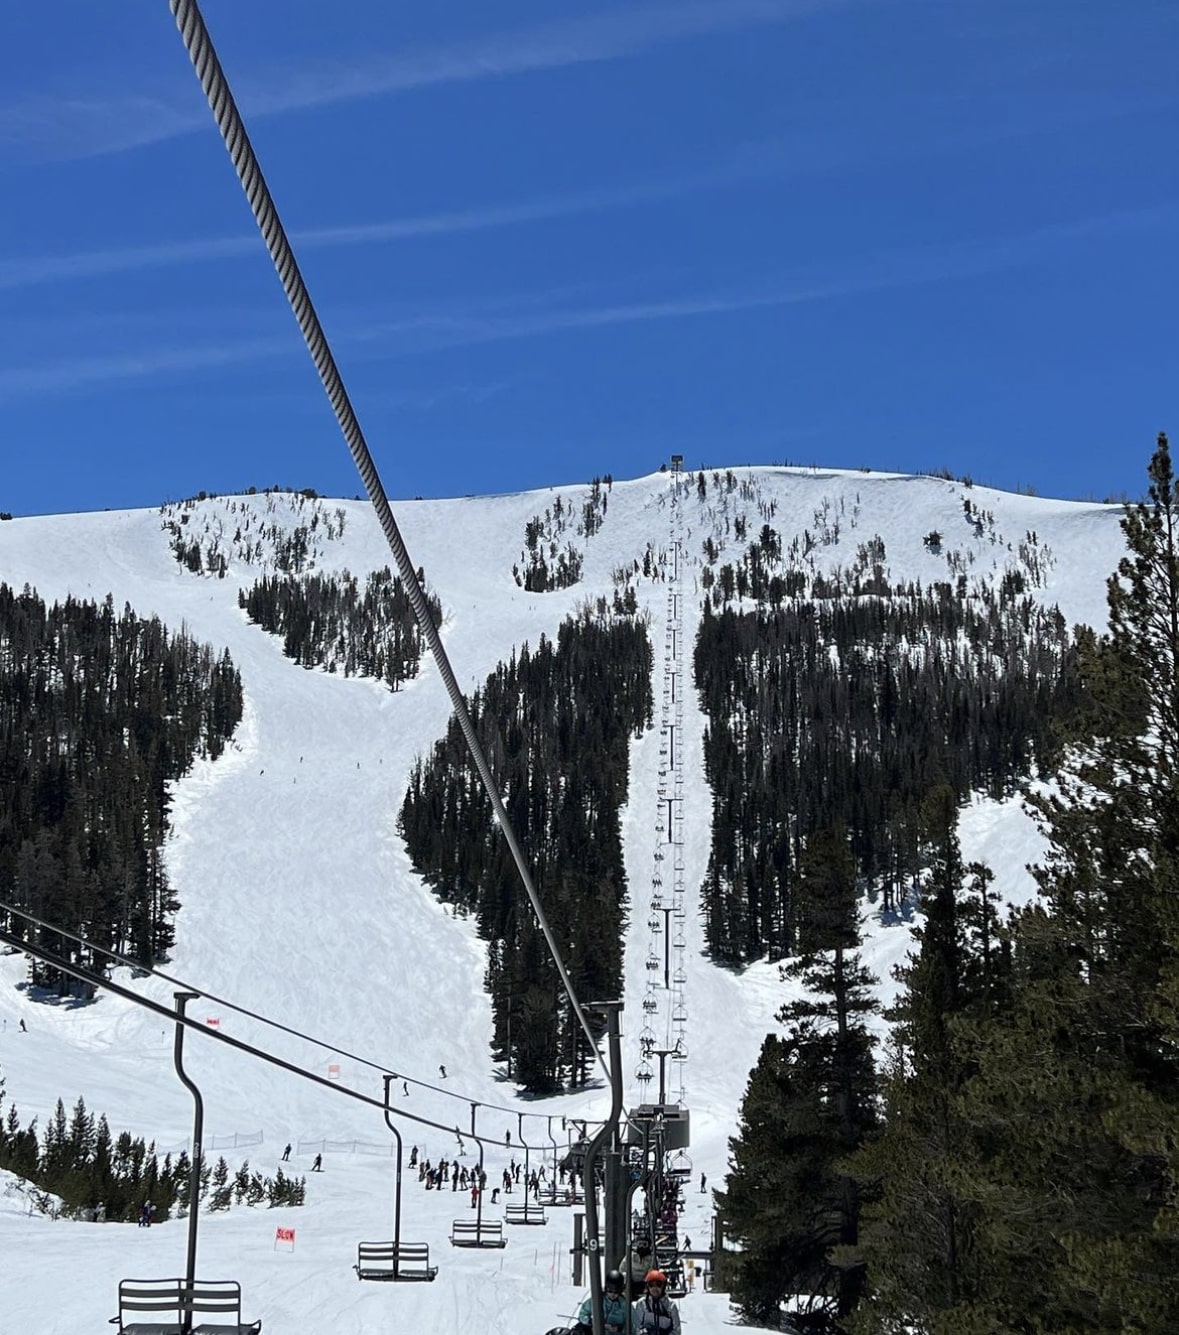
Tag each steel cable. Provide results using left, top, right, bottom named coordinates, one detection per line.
left=0, top=918, right=517, bottom=1147
left=0, top=897, right=562, bottom=1121
left=167, top=0, right=610, bottom=1087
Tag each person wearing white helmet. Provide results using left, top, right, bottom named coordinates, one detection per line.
left=633, top=1269, right=681, bottom=1334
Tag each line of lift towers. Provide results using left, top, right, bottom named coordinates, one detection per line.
left=574, top=472, right=699, bottom=1335
left=0, top=464, right=705, bottom=1330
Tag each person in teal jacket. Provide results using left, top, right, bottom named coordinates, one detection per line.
left=577, top=1269, right=630, bottom=1333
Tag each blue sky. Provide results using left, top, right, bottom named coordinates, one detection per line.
left=2, top=0, right=1176, bottom=516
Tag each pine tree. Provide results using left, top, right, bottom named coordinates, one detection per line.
left=173, top=1150, right=192, bottom=1212
left=717, top=1033, right=817, bottom=1326
left=247, top=1170, right=266, bottom=1206
left=41, top=1099, right=70, bottom=1183
left=67, top=1096, right=95, bottom=1175
left=846, top=788, right=1007, bottom=1332
left=209, top=1155, right=232, bottom=1211
left=934, top=433, right=1179, bottom=1330
left=233, top=1160, right=251, bottom=1206
left=720, top=827, right=879, bottom=1329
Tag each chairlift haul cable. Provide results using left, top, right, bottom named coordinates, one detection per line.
left=0, top=919, right=495, bottom=1147
left=166, top=0, right=610, bottom=1086
left=0, top=898, right=553, bottom=1122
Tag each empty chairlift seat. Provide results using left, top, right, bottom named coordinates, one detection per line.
left=112, top=1278, right=261, bottom=1334
left=354, top=1240, right=438, bottom=1282
left=668, top=1150, right=693, bottom=1181
left=449, top=1219, right=506, bottom=1248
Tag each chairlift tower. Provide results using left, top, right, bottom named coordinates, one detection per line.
left=622, top=1101, right=692, bottom=1266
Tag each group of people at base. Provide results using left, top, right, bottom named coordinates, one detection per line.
left=568, top=1268, right=681, bottom=1335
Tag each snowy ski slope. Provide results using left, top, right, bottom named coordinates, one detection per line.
left=0, top=466, right=1127, bottom=1332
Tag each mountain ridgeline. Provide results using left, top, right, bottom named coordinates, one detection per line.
left=398, top=609, right=653, bottom=1093
left=2, top=462, right=1169, bottom=1332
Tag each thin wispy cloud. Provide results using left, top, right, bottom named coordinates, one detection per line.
left=243, top=0, right=837, bottom=115
left=0, top=94, right=204, bottom=162
left=2, top=203, right=1170, bottom=402
left=0, top=0, right=842, bottom=162
left=0, top=236, right=258, bottom=291
left=0, top=164, right=751, bottom=292
left=0, top=335, right=294, bottom=399
left=340, top=202, right=1179, bottom=355
left=4, top=83, right=1166, bottom=295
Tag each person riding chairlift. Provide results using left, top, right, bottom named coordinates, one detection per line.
left=575, top=1269, right=629, bottom=1335
left=633, top=1269, right=681, bottom=1334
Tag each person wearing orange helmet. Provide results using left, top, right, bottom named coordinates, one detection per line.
left=632, top=1269, right=681, bottom=1334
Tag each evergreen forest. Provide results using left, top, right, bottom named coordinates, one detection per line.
left=512, top=476, right=612, bottom=591
left=239, top=566, right=442, bottom=690
left=399, top=609, right=652, bottom=1093
left=694, top=585, right=1078, bottom=963
left=720, top=435, right=1179, bottom=1333
left=0, top=1080, right=304, bottom=1222
left=0, top=585, right=242, bottom=987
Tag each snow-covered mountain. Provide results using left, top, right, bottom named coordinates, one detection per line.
left=0, top=466, right=1128, bottom=1333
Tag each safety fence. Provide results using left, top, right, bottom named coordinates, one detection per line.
left=156, top=1129, right=264, bottom=1155
left=296, top=1137, right=395, bottom=1157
